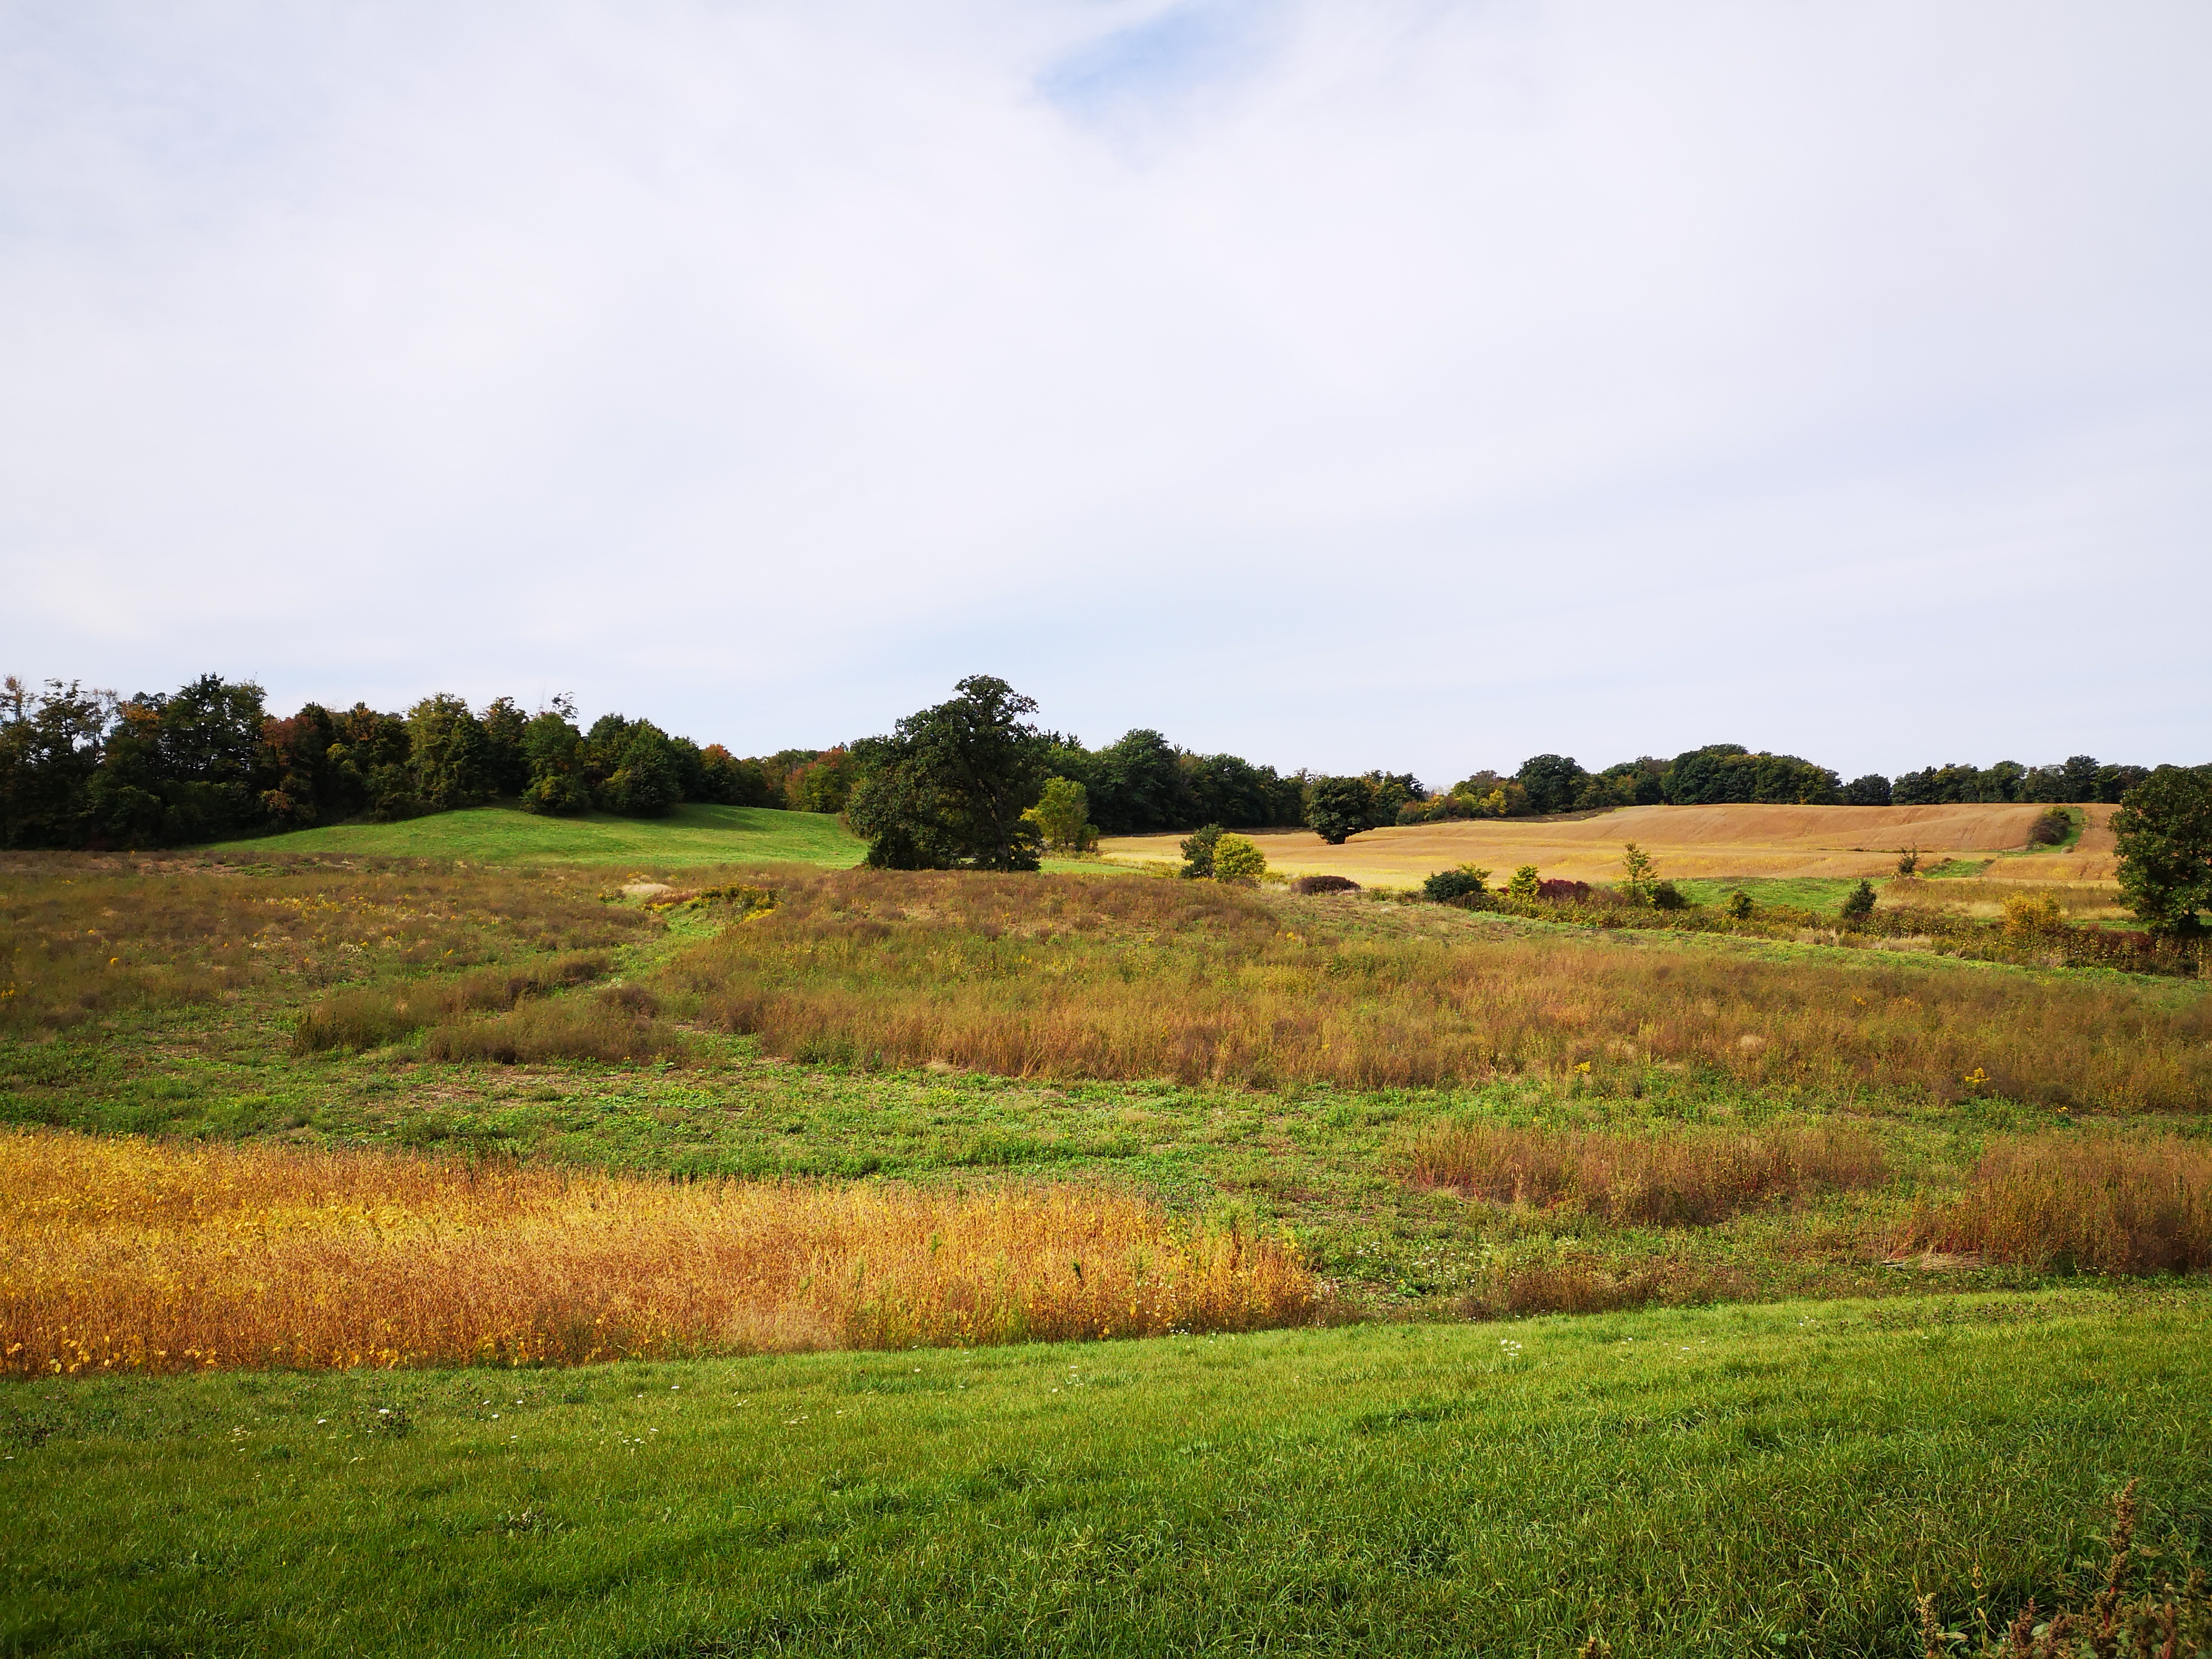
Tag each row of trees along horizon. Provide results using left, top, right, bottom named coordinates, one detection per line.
left=0, top=671, right=2180, bottom=853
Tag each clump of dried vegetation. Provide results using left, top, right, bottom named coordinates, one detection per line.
left=1458, top=1253, right=1748, bottom=1320
left=662, top=869, right=2212, bottom=1109
left=1406, top=1118, right=1889, bottom=1224
left=1895, top=1133, right=2212, bottom=1275
left=292, top=951, right=612, bottom=1051
left=0, top=1129, right=1316, bottom=1376
left=421, top=984, right=686, bottom=1064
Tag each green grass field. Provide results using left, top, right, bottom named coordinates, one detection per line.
left=203, top=803, right=868, bottom=869
left=1671, top=876, right=1865, bottom=913
left=4, top=1290, right=2204, bottom=1657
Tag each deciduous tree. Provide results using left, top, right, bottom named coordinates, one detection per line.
left=2113, top=765, right=2212, bottom=934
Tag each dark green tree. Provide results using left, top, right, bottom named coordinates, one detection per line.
left=520, top=706, right=590, bottom=816
left=1515, top=754, right=1588, bottom=816
left=94, top=675, right=269, bottom=844
left=2113, top=766, right=2212, bottom=934
left=478, top=697, right=531, bottom=795
left=845, top=675, right=1049, bottom=871
left=0, top=678, right=110, bottom=848
left=1089, top=729, right=1186, bottom=833
left=1665, top=744, right=1840, bottom=806
left=1304, top=776, right=1374, bottom=845
left=697, top=745, right=772, bottom=807
left=406, top=695, right=492, bottom=812
left=596, top=721, right=681, bottom=818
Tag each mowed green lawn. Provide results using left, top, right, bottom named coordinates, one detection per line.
left=203, top=804, right=867, bottom=869
left=5, top=1291, right=2206, bottom=1658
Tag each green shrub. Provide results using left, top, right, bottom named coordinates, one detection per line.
left=1179, top=824, right=1225, bottom=879
left=2003, top=891, right=2066, bottom=935
left=1210, top=835, right=1266, bottom=882
left=1504, top=865, right=1540, bottom=903
left=1839, top=880, right=1876, bottom=921
left=1725, top=888, right=1754, bottom=920
left=1650, top=880, right=1689, bottom=911
left=1619, top=842, right=1657, bottom=903
left=2027, top=808, right=2073, bottom=846
left=1422, top=865, right=1491, bottom=903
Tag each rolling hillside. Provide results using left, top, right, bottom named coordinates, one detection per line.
left=201, top=803, right=867, bottom=869
left=1103, top=802, right=2119, bottom=886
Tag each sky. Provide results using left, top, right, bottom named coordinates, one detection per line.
left=3, top=1, right=2208, bottom=785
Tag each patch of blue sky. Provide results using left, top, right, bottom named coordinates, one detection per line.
left=1038, top=1, right=1283, bottom=128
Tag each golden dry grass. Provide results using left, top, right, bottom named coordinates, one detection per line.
left=1883, top=877, right=2128, bottom=922
left=1101, top=802, right=2077, bottom=886
left=668, top=869, right=2212, bottom=1109
left=1405, top=1119, right=1889, bottom=1224
left=1895, top=1133, right=2212, bottom=1275
left=1985, top=803, right=2122, bottom=882
left=0, top=1130, right=1316, bottom=1376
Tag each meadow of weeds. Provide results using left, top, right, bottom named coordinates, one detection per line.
left=6, top=852, right=2212, bottom=1326
left=0, top=853, right=652, bottom=1038
left=665, top=867, right=2212, bottom=1109
left=5, top=845, right=2212, bottom=1655
left=0, top=1130, right=1314, bottom=1376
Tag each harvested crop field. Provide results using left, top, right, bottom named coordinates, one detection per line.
left=1103, top=802, right=2113, bottom=886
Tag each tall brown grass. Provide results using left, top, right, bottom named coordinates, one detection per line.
left=421, top=987, right=686, bottom=1064
left=1895, top=1133, right=2212, bottom=1274
left=0, top=855, right=651, bottom=1036
left=1457, top=1254, right=1748, bottom=1320
left=1406, top=1119, right=1888, bottom=1224
left=663, top=870, right=2212, bottom=1109
left=0, top=1129, right=1316, bottom=1376
left=292, top=952, right=610, bottom=1051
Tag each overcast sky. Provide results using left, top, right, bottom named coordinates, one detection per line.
left=3, top=2, right=2207, bottom=783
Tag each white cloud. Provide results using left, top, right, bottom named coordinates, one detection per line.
left=2, top=0, right=2207, bottom=777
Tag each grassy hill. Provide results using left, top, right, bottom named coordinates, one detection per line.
left=4, top=1291, right=2204, bottom=1656
left=203, top=803, right=867, bottom=869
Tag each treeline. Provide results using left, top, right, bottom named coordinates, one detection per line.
left=0, top=673, right=1343, bottom=853
left=1399, top=743, right=2155, bottom=825
left=0, top=675, right=793, bottom=851
left=0, top=670, right=2182, bottom=857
